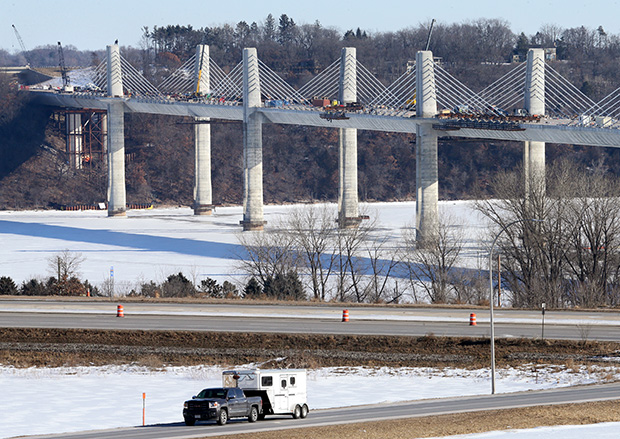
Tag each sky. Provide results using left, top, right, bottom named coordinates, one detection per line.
left=2, top=0, right=620, bottom=52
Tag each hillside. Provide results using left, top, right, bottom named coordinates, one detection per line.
left=3, top=18, right=620, bottom=208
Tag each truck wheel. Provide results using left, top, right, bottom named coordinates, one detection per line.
left=301, top=404, right=309, bottom=418
left=293, top=404, right=302, bottom=419
left=248, top=406, right=258, bottom=423
left=184, top=417, right=196, bottom=426
left=217, top=409, right=228, bottom=425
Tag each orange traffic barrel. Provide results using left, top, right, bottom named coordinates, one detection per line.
left=117, top=304, right=124, bottom=318
left=469, top=313, right=477, bottom=326
left=342, top=309, right=349, bottom=322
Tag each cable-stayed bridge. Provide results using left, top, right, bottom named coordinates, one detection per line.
left=26, top=44, right=620, bottom=240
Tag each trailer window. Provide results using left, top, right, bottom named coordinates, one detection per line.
left=281, top=379, right=287, bottom=388
left=290, top=377, right=296, bottom=386
left=261, top=376, right=273, bottom=387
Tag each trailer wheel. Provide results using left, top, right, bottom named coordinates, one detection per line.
left=248, top=406, right=258, bottom=423
left=293, top=404, right=302, bottom=419
left=217, top=409, right=228, bottom=425
left=300, top=404, right=309, bottom=418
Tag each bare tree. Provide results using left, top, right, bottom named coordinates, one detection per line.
left=475, top=160, right=620, bottom=308
left=47, top=249, right=85, bottom=295
left=402, top=215, right=464, bottom=304
left=334, top=216, right=376, bottom=303
left=236, top=221, right=299, bottom=288
left=563, top=161, right=620, bottom=307
left=287, top=205, right=338, bottom=301
left=364, top=234, right=400, bottom=303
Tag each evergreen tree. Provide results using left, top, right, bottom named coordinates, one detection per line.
left=0, top=276, right=17, bottom=295
left=244, top=277, right=262, bottom=297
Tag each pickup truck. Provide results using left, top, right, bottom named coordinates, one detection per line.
left=183, top=387, right=263, bottom=426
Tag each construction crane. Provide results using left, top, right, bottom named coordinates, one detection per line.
left=57, top=41, right=73, bottom=92
left=425, top=19, right=436, bottom=51
left=12, top=24, right=31, bottom=66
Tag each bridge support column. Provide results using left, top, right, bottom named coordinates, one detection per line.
left=338, top=47, right=360, bottom=228
left=415, top=50, right=439, bottom=243
left=107, top=101, right=126, bottom=217
left=241, top=48, right=265, bottom=231
left=67, top=112, right=83, bottom=169
left=524, top=49, right=546, bottom=196
left=193, top=46, right=213, bottom=215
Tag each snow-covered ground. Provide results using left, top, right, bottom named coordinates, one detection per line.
left=1, top=363, right=619, bottom=439
left=2, top=202, right=619, bottom=438
left=0, top=201, right=488, bottom=289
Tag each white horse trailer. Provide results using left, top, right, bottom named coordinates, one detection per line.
left=222, top=369, right=309, bottom=419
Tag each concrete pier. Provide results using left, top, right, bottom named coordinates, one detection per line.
left=415, top=50, right=439, bottom=243
left=193, top=45, right=213, bottom=215
left=66, top=112, right=82, bottom=169
left=241, top=48, right=265, bottom=231
left=338, top=47, right=361, bottom=228
left=524, top=49, right=546, bottom=195
left=106, top=44, right=126, bottom=217
left=106, top=101, right=126, bottom=216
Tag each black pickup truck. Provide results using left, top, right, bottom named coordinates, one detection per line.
left=183, top=387, right=263, bottom=426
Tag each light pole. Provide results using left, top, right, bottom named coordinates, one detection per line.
left=489, top=218, right=541, bottom=394
left=541, top=302, right=546, bottom=340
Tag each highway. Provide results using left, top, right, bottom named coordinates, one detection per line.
left=22, top=382, right=620, bottom=439
left=4, top=299, right=620, bottom=438
left=2, top=299, right=620, bottom=341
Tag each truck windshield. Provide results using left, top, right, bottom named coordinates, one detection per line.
left=196, top=389, right=227, bottom=399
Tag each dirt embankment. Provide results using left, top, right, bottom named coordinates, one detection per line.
left=2, top=327, right=620, bottom=369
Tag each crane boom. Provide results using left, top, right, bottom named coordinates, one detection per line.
left=425, top=19, right=436, bottom=51
left=12, top=24, right=30, bottom=66
left=57, top=42, right=73, bottom=91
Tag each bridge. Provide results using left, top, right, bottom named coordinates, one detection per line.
left=27, top=44, right=620, bottom=240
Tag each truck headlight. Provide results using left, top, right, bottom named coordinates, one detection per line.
left=209, top=402, right=219, bottom=408
left=183, top=402, right=188, bottom=409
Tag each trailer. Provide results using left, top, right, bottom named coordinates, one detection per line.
left=222, top=369, right=309, bottom=419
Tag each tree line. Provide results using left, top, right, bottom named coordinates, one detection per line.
left=3, top=159, right=620, bottom=309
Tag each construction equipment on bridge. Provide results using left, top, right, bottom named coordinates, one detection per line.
left=57, top=42, right=73, bottom=92
left=425, top=19, right=436, bottom=51
left=11, top=24, right=31, bottom=66
left=319, top=110, right=349, bottom=121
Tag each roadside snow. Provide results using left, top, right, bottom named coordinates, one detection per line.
left=428, top=423, right=620, bottom=439
left=1, top=363, right=619, bottom=438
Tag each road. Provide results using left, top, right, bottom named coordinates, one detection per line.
left=1, top=299, right=620, bottom=341
left=22, top=382, right=620, bottom=439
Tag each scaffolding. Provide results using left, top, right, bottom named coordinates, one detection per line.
left=64, top=109, right=107, bottom=170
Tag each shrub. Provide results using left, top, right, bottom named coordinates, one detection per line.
left=161, top=272, right=196, bottom=297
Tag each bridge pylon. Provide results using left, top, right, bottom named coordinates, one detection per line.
left=107, top=101, right=126, bottom=217
left=338, top=47, right=362, bottom=228
left=524, top=48, right=546, bottom=198
left=106, top=43, right=126, bottom=217
left=415, top=50, right=439, bottom=244
left=240, top=48, right=266, bottom=231
left=193, top=45, right=213, bottom=215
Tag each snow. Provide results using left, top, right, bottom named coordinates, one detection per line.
left=1, top=363, right=619, bottom=439
left=1, top=201, right=619, bottom=438
left=0, top=201, right=483, bottom=291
